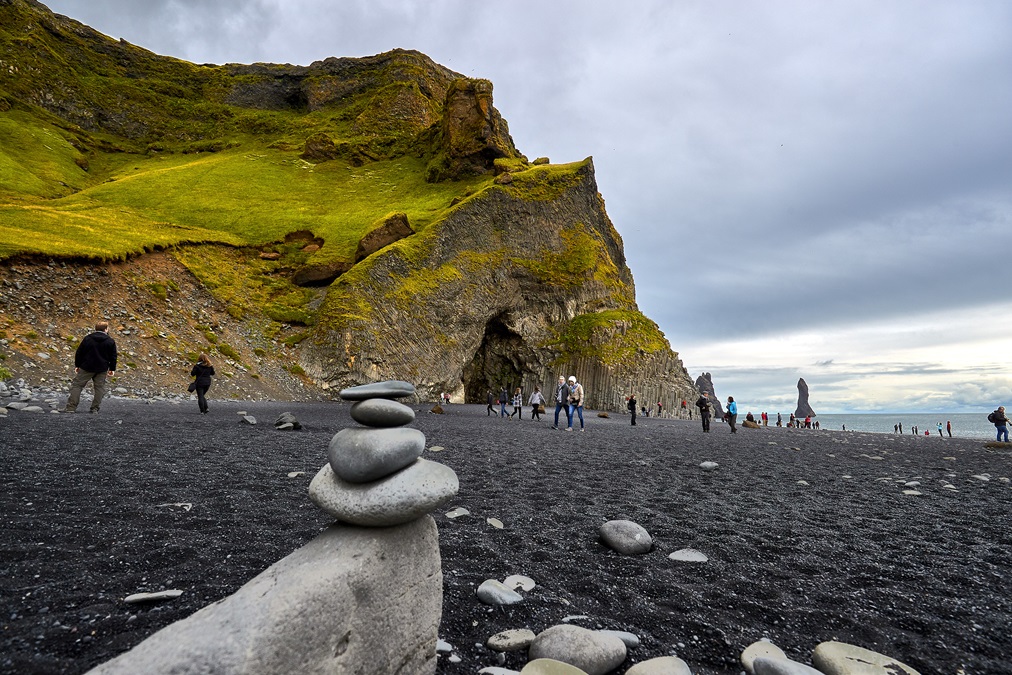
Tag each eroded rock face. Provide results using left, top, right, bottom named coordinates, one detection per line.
left=301, top=159, right=697, bottom=411
left=425, top=78, right=523, bottom=182
left=795, top=378, right=816, bottom=418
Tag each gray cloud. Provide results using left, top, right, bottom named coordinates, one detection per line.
left=39, top=0, right=1012, bottom=410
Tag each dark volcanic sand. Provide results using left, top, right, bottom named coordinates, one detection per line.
left=1, top=399, right=1009, bottom=674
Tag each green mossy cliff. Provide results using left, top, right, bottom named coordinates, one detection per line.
left=0, top=0, right=696, bottom=409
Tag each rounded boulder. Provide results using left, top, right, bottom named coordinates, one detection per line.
left=528, top=625, right=627, bottom=675
left=308, top=458, right=459, bottom=527
left=599, top=519, right=653, bottom=555
left=329, top=427, right=425, bottom=483
left=350, top=398, right=416, bottom=427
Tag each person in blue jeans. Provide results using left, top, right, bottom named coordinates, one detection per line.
left=566, top=375, right=585, bottom=431
left=726, top=395, right=738, bottom=434
left=551, top=375, right=570, bottom=430
left=992, top=406, right=1009, bottom=442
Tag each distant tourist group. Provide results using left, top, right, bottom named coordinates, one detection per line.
left=485, top=375, right=585, bottom=431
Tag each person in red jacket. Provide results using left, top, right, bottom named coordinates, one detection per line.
left=64, top=320, right=117, bottom=413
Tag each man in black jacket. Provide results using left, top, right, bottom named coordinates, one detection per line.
left=64, top=321, right=117, bottom=413
left=695, top=392, right=712, bottom=432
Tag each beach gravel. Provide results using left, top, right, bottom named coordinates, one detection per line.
left=1, top=400, right=1010, bottom=674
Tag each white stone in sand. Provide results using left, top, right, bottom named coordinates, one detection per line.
left=428, top=445, right=445, bottom=452
left=902, top=490, right=922, bottom=496
left=445, top=507, right=470, bottom=519
left=476, top=579, right=524, bottom=606
left=598, top=629, right=639, bottom=648
left=669, top=548, right=708, bottom=563
left=520, top=659, right=587, bottom=675
left=812, top=641, right=920, bottom=675
left=124, top=589, right=183, bottom=604
left=626, top=656, right=691, bottom=675
left=741, top=640, right=787, bottom=674
left=699, top=461, right=719, bottom=472
left=503, top=574, right=536, bottom=592
left=971, top=474, right=990, bottom=482
left=753, top=656, right=825, bottom=675
left=487, top=628, right=537, bottom=652
left=487, top=517, right=504, bottom=529
left=528, top=625, right=627, bottom=675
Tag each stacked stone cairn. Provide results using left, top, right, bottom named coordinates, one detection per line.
left=309, top=380, right=459, bottom=526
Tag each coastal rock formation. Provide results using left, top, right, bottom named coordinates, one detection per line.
left=794, top=378, right=816, bottom=418
left=355, top=212, right=414, bottom=262
left=695, top=373, right=725, bottom=417
left=300, top=159, right=698, bottom=410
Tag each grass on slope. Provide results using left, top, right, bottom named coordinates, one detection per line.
left=0, top=122, right=485, bottom=262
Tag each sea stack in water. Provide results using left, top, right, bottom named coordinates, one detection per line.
left=794, top=377, right=816, bottom=418
left=309, top=380, right=459, bottom=526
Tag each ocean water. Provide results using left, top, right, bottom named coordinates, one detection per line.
left=806, top=413, right=999, bottom=440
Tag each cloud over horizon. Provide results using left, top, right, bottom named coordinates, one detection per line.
left=41, top=0, right=1012, bottom=412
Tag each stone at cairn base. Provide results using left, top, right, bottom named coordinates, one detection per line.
left=85, top=517, right=442, bottom=675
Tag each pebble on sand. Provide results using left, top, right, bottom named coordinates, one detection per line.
left=669, top=548, right=708, bottom=563
left=699, top=461, right=719, bottom=472
left=476, top=579, right=524, bottom=606
left=124, top=589, right=184, bottom=604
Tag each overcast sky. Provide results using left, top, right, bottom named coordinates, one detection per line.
left=41, top=0, right=1012, bottom=413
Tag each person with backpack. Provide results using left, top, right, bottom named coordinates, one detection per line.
left=566, top=376, right=585, bottom=431
left=628, top=393, right=638, bottom=426
left=988, top=406, right=1009, bottom=442
left=551, top=376, right=570, bottom=430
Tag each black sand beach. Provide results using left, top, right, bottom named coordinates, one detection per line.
left=1, top=399, right=1009, bottom=674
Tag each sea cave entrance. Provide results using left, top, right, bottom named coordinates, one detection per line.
left=461, top=314, right=532, bottom=403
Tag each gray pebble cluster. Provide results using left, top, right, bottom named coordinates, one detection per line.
left=468, top=635, right=918, bottom=674
left=308, top=380, right=459, bottom=526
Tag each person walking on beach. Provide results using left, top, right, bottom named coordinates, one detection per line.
left=64, top=320, right=117, bottom=414
left=657, top=401, right=662, bottom=417
left=946, top=420, right=952, bottom=437
left=551, top=376, right=570, bottom=430
left=899, top=422, right=903, bottom=433
left=989, top=406, right=1009, bottom=442
left=189, top=353, right=215, bottom=414
left=937, top=422, right=943, bottom=438
left=776, top=412, right=782, bottom=427
left=695, top=392, right=712, bottom=432
left=566, top=376, right=585, bottom=431
left=499, top=386, right=508, bottom=418
left=529, top=387, right=545, bottom=420
left=726, top=396, right=738, bottom=433
left=628, top=393, right=638, bottom=426
left=509, top=387, right=523, bottom=419
left=486, top=390, right=495, bottom=416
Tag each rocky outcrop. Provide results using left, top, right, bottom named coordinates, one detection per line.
left=292, top=260, right=353, bottom=287
left=355, top=212, right=414, bottom=262
left=695, top=373, right=725, bottom=417
left=795, top=378, right=816, bottom=418
left=300, top=159, right=697, bottom=411
left=424, top=78, right=524, bottom=182
left=86, top=517, right=442, bottom=675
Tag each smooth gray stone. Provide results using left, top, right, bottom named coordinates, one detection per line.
left=6, top=402, right=28, bottom=410
left=476, top=579, right=524, bottom=606
left=86, top=517, right=441, bottom=675
left=339, top=380, right=415, bottom=401
left=487, top=628, right=536, bottom=652
left=273, top=412, right=301, bottom=429
left=754, top=656, right=824, bottom=675
left=699, top=461, right=719, bottom=471
left=350, top=398, right=416, bottom=427
left=520, top=660, right=588, bottom=675
left=22, top=406, right=45, bottom=413
left=742, top=641, right=788, bottom=673
left=812, top=641, right=920, bottom=675
left=598, top=630, right=639, bottom=649
left=626, top=656, right=692, bottom=675
left=529, top=625, right=627, bottom=675
left=240, top=415, right=257, bottom=425
left=599, top=519, right=653, bottom=555
left=328, top=427, right=425, bottom=483
left=309, top=459, right=459, bottom=526
left=275, top=423, right=295, bottom=431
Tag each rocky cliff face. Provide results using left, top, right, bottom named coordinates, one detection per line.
left=300, top=158, right=697, bottom=411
